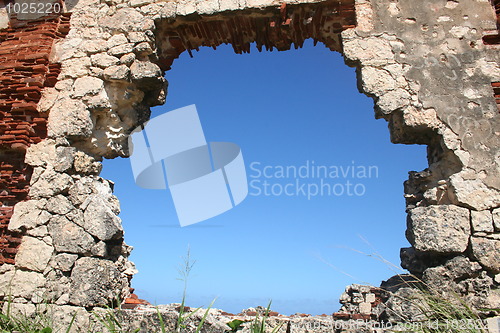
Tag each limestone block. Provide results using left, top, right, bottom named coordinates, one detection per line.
left=471, top=237, right=500, bottom=273
left=108, top=43, right=135, bottom=57
left=46, top=195, right=74, bottom=215
left=81, top=196, right=123, bottom=241
left=129, top=0, right=151, bottom=7
left=81, top=39, right=108, bottom=54
left=342, top=36, right=395, bottom=66
left=85, top=90, right=112, bottom=110
left=73, top=151, right=103, bottom=175
left=90, top=53, right=121, bottom=68
left=133, top=42, right=153, bottom=56
left=450, top=173, right=500, bottom=211
left=196, top=0, right=219, bottom=14
left=37, top=87, right=59, bottom=113
left=471, top=210, right=494, bottom=233
left=48, top=97, right=93, bottom=138
left=103, top=64, right=130, bottom=81
left=48, top=215, right=95, bottom=254
left=365, top=293, right=376, bottom=303
left=8, top=200, right=51, bottom=232
left=25, top=140, right=75, bottom=172
left=127, top=32, right=150, bottom=43
left=27, top=225, right=49, bottom=238
left=360, top=66, right=397, bottom=96
left=72, top=76, right=105, bottom=97
left=377, top=88, right=411, bottom=114
left=68, top=177, right=115, bottom=207
left=15, top=237, right=53, bottom=272
left=0, top=270, right=45, bottom=298
left=60, top=57, right=91, bottom=79
left=130, top=60, right=162, bottom=90
left=30, top=168, right=74, bottom=198
left=46, top=305, right=94, bottom=333
left=359, top=302, right=371, bottom=315
left=107, top=34, right=129, bottom=48
left=52, top=253, right=79, bottom=272
left=69, top=257, right=124, bottom=307
left=407, top=205, right=470, bottom=253
left=91, top=241, right=108, bottom=257
left=2, top=303, right=36, bottom=318
left=99, top=8, right=152, bottom=32
left=120, top=52, right=136, bottom=66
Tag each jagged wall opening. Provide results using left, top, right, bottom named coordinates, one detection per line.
left=0, top=0, right=498, bottom=328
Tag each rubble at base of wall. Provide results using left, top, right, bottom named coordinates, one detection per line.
left=3, top=301, right=498, bottom=333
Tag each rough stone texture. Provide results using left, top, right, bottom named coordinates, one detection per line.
left=69, top=257, right=127, bottom=307
left=48, top=215, right=95, bottom=254
left=406, top=205, right=471, bottom=253
left=0, top=0, right=499, bottom=328
left=14, top=236, right=53, bottom=272
left=472, top=210, right=495, bottom=233
left=471, top=237, right=500, bottom=274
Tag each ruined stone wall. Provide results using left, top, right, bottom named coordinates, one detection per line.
left=342, top=0, right=500, bottom=314
left=0, top=0, right=498, bottom=327
left=0, top=12, right=70, bottom=266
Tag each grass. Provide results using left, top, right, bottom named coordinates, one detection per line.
left=0, top=298, right=74, bottom=333
left=319, top=242, right=498, bottom=333
left=2, top=246, right=496, bottom=332
left=385, top=281, right=495, bottom=333
left=0, top=283, right=493, bottom=333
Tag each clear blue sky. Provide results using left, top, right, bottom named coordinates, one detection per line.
left=101, top=40, right=428, bottom=315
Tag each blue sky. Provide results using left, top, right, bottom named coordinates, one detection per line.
left=101, top=40, right=428, bottom=315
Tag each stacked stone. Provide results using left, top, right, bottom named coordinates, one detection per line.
left=0, top=0, right=167, bottom=314
left=333, top=284, right=385, bottom=321
left=342, top=0, right=500, bottom=313
left=0, top=140, right=137, bottom=309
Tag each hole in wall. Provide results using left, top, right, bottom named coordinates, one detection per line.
left=101, top=40, right=428, bottom=315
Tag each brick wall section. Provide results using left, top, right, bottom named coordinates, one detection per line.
left=156, top=0, right=355, bottom=71
left=0, top=14, right=71, bottom=265
left=483, top=0, right=500, bottom=44
left=483, top=0, right=500, bottom=112
left=493, top=82, right=500, bottom=112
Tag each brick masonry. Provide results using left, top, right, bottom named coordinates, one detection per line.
left=0, top=13, right=70, bottom=265
left=484, top=0, right=500, bottom=111
left=156, top=0, right=356, bottom=71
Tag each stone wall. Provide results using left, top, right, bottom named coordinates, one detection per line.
left=0, top=0, right=499, bottom=328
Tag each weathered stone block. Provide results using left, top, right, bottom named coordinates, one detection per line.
left=25, top=140, right=75, bottom=172
left=69, top=257, right=124, bottom=307
left=103, top=64, right=131, bottom=81
left=72, top=76, right=105, bottom=97
left=407, top=205, right=470, bottom=253
left=471, top=210, right=494, bottom=233
left=52, top=253, right=79, bottom=272
left=30, top=168, right=74, bottom=198
left=471, top=237, right=500, bottom=273
left=81, top=196, right=123, bottom=241
left=46, top=195, right=74, bottom=215
left=90, top=53, right=121, bottom=68
left=130, top=60, right=162, bottom=90
left=15, top=236, right=53, bottom=272
left=48, top=97, right=93, bottom=138
left=0, top=270, right=45, bottom=299
left=48, top=215, right=95, bottom=254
